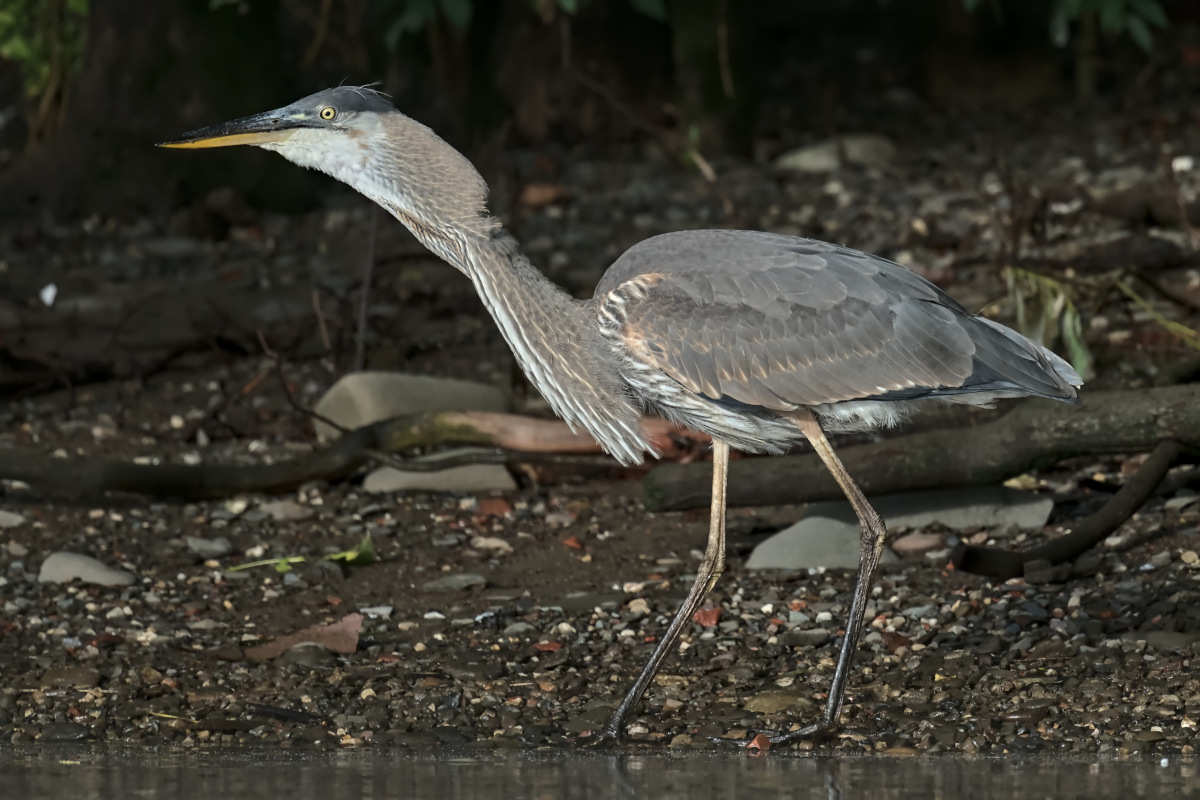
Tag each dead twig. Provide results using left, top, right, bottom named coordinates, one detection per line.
left=302, top=0, right=335, bottom=67
left=956, top=440, right=1187, bottom=579
left=354, top=206, right=379, bottom=373
left=569, top=69, right=716, bottom=183
left=311, top=288, right=334, bottom=361
left=0, top=411, right=692, bottom=501
left=177, top=365, right=271, bottom=444
left=716, top=0, right=735, bottom=101
left=1131, top=269, right=1200, bottom=313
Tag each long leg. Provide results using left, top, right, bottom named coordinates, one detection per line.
left=593, top=439, right=731, bottom=743
left=772, top=408, right=887, bottom=745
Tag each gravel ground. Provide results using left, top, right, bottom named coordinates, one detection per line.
left=3, top=97, right=1200, bottom=757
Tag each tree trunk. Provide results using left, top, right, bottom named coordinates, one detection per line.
left=642, top=385, right=1200, bottom=512
left=0, top=0, right=314, bottom=219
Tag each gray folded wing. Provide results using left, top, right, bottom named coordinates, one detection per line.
left=595, top=230, right=1080, bottom=410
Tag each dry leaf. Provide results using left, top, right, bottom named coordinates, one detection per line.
left=244, top=613, right=363, bottom=660
left=747, top=733, right=772, bottom=753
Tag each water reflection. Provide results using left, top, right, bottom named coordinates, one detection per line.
left=4, top=748, right=1197, bottom=800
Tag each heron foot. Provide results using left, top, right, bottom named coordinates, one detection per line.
left=576, top=724, right=625, bottom=749
left=766, top=717, right=838, bottom=746
left=703, top=719, right=839, bottom=751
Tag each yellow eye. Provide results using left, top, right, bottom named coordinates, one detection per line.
left=320, top=106, right=337, bottom=121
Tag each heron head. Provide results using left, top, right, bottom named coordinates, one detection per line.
left=159, top=86, right=490, bottom=246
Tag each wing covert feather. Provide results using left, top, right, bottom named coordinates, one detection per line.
left=597, top=231, right=1018, bottom=409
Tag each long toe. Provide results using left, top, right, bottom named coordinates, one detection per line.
left=767, top=718, right=840, bottom=746
left=576, top=726, right=625, bottom=749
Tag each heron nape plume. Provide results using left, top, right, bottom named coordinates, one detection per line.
left=161, top=87, right=1082, bottom=746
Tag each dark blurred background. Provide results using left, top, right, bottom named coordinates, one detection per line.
left=2, top=0, right=1199, bottom=218
left=2, top=0, right=1199, bottom=397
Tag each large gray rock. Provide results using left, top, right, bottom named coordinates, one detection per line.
left=363, top=451, right=517, bottom=494
left=747, top=487, right=1053, bottom=571
left=422, top=573, right=487, bottom=592
left=258, top=499, right=314, bottom=521
left=747, top=508, right=899, bottom=571
left=853, top=486, right=1054, bottom=532
left=39, top=552, right=136, bottom=586
left=186, top=536, right=233, bottom=559
left=313, top=372, right=510, bottom=442
left=0, top=510, right=26, bottom=528
left=774, top=134, right=896, bottom=173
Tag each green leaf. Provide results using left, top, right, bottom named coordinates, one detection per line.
left=961, top=0, right=984, bottom=12
left=558, top=0, right=579, bottom=14
left=1126, top=14, right=1153, bottom=52
left=345, top=532, right=377, bottom=566
left=438, top=0, right=472, bottom=30
left=1059, top=305, right=1095, bottom=381
left=325, top=533, right=377, bottom=567
left=1098, top=0, right=1125, bottom=34
left=226, top=556, right=306, bottom=573
left=1129, top=0, right=1168, bottom=28
left=386, top=0, right=436, bottom=49
left=1050, top=6, right=1071, bottom=47
left=1059, top=0, right=1085, bottom=19
left=628, top=0, right=667, bottom=22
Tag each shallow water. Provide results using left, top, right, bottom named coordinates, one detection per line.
left=4, top=748, right=1199, bottom=799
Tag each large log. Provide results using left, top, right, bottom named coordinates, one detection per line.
left=641, top=385, right=1200, bottom=512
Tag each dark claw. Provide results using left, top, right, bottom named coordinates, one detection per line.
left=576, top=725, right=625, bottom=749
left=703, top=718, right=839, bottom=750
left=767, top=718, right=838, bottom=746
left=706, top=731, right=782, bottom=748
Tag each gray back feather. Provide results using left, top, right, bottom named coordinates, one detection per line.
left=595, top=230, right=1081, bottom=410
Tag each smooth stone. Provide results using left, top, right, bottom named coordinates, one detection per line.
left=747, top=511, right=900, bottom=571
left=422, top=573, right=487, bottom=592
left=774, top=133, right=896, bottom=173
left=0, top=510, right=26, bottom=528
left=743, top=690, right=815, bottom=715
left=891, top=531, right=946, bottom=555
left=1121, top=630, right=1200, bottom=652
left=363, top=460, right=517, bottom=494
left=40, top=666, right=102, bottom=689
left=839, top=486, right=1054, bottom=532
left=751, top=486, right=1054, bottom=569
left=259, top=499, right=314, bottom=521
left=313, top=372, right=510, bottom=442
left=277, top=642, right=337, bottom=668
left=38, top=552, right=136, bottom=586
left=40, top=722, right=92, bottom=742
left=186, top=536, right=233, bottom=559
left=778, top=629, right=831, bottom=648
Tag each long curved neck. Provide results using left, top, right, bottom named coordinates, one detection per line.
left=401, top=215, right=650, bottom=465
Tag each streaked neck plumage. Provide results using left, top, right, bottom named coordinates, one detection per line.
left=275, top=114, right=650, bottom=464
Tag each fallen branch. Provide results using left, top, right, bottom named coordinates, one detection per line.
left=956, top=440, right=1187, bottom=579
left=0, top=412, right=702, bottom=501
left=642, top=385, right=1200, bottom=512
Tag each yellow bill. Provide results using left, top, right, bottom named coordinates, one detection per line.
left=158, top=110, right=309, bottom=149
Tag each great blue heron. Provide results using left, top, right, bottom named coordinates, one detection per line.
left=161, top=87, right=1082, bottom=746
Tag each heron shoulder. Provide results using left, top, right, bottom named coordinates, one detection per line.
left=597, top=229, right=961, bottom=313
